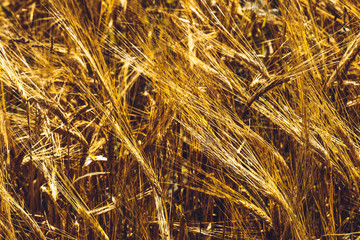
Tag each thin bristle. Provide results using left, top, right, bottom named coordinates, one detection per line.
left=1, top=0, right=360, bottom=239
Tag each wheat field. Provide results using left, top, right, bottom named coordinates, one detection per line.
left=1, top=0, right=360, bottom=239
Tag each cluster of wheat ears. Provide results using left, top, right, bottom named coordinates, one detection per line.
left=1, top=0, right=360, bottom=239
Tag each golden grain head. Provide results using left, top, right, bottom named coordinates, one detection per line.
left=1, top=0, right=360, bottom=239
